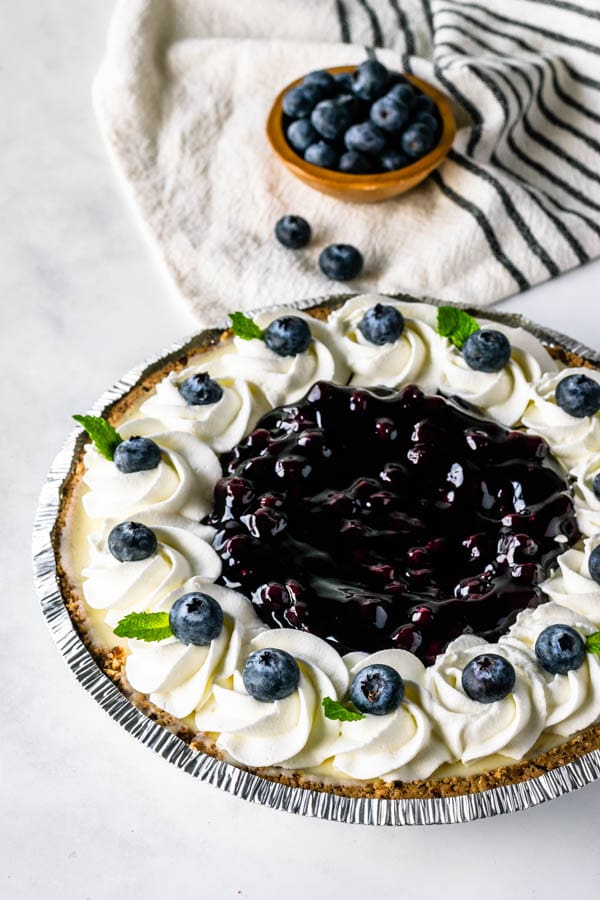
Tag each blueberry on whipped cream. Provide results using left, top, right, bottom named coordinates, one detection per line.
left=263, top=316, right=312, bottom=357
left=242, top=647, right=300, bottom=702
left=589, top=545, right=600, bottom=585
left=534, top=624, right=586, bottom=675
left=108, top=521, right=157, bottom=562
left=179, top=372, right=224, bottom=406
left=349, top=664, right=404, bottom=715
left=358, top=303, right=404, bottom=345
left=169, top=591, right=224, bottom=646
left=555, top=373, right=600, bottom=418
left=463, top=329, right=511, bottom=373
left=462, top=654, right=516, bottom=703
left=113, top=436, right=162, bottom=473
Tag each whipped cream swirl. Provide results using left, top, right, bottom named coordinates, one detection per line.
left=571, top=452, right=600, bottom=537
left=501, top=603, right=600, bottom=737
left=542, top=537, right=600, bottom=628
left=195, top=630, right=350, bottom=769
left=327, top=295, right=444, bottom=392
left=140, top=371, right=266, bottom=453
left=82, top=418, right=221, bottom=522
left=125, top=581, right=266, bottom=720
left=439, top=322, right=556, bottom=427
left=424, top=635, right=547, bottom=762
left=521, top=368, right=600, bottom=468
left=82, top=515, right=221, bottom=627
left=207, top=308, right=349, bottom=408
left=332, top=650, right=450, bottom=781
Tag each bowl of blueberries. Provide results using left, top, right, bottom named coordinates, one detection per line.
left=267, top=60, right=456, bottom=203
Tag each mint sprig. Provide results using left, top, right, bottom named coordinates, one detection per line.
left=73, top=414, right=122, bottom=461
left=114, top=611, right=172, bottom=642
left=586, top=632, right=600, bottom=654
left=437, top=306, right=480, bottom=350
left=322, top=696, right=365, bottom=722
left=229, top=311, right=264, bottom=341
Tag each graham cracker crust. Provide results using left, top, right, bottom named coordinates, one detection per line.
left=53, top=298, right=600, bottom=801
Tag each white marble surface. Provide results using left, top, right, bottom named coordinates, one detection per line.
left=2, top=4, right=600, bottom=899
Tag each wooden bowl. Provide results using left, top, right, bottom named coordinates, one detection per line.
left=266, top=65, right=456, bottom=203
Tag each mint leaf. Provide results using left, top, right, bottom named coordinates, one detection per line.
left=114, top=611, right=172, bottom=642
left=73, top=414, right=122, bottom=460
left=437, top=306, right=480, bottom=349
left=322, top=696, right=365, bottom=722
left=229, top=311, right=264, bottom=341
left=586, top=632, right=600, bottom=654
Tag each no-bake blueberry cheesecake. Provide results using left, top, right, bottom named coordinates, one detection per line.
left=57, top=296, right=600, bottom=798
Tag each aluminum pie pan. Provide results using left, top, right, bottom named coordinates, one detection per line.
left=32, top=292, right=600, bottom=826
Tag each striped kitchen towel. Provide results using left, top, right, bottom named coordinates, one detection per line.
left=94, top=0, right=600, bottom=321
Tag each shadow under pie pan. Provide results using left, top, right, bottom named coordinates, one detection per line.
left=33, top=293, right=600, bottom=826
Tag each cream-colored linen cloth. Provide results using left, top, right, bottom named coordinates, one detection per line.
left=94, top=0, right=600, bottom=322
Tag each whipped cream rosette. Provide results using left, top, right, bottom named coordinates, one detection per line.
left=327, top=295, right=444, bottom=392
left=82, top=418, right=221, bottom=521
left=438, top=322, right=557, bottom=427
left=521, top=368, right=600, bottom=468
left=571, top=452, right=600, bottom=537
left=332, top=650, right=450, bottom=781
left=140, top=371, right=266, bottom=453
left=195, top=630, right=350, bottom=769
left=501, top=603, right=600, bottom=737
left=424, top=635, right=547, bottom=763
left=206, top=308, right=349, bottom=407
left=82, top=515, right=221, bottom=628
left=542, top=537, right=600, bottom=627
left=125, top=581, right=266, bottom=720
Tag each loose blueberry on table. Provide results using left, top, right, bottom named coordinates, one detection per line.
left=319, top=244, right=364, bottom=281
left=274, top=215, right=312, bottom=249
left=281, top=60, right=442, bottom=174
left=209, top=381, right=579, bottom=665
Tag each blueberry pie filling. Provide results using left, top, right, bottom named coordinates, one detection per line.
left=210, top=382, right=579, bottom=664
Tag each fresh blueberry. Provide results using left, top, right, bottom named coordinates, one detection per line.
left=370, top=96, right=410, bottom=133
left=379, top=147, right=411, bottom=171
left=113, top=436, right=162, bottom=474
left=336, top=93, right=368, bottom=122
left=275, top=215, right=312, bottom=249
left=302, top=69, right=335, bottom=99
left=169, top=591, right=224, bottom=646
left=319, top=244, right=364, bottom=281
left=414, top=111, right=439, bottom=134
left=334, top=71, right=354, bottom=93
left=242, top=647, right=300, bottom=702
left=179, top=373, right=224, bottom=406
left=304, top=140, right=338, bottom=168
left=400, top=122, right=437, bottom=158
left=590, top=545, right=600, bottom=585
left=351, top=59, right=389, bottom=101
left=555, top=374, right=600, bottom=418
left=412, top=94, right=438, bottom=116
left=462, top=654, right=516, bottom=703
left=350, top=664, right=404, bottom=715
left=463, top=330, right=511, bottom=373
left=286, top=118, right=318, bottom=153
left=108, top=521, right=157, bottom=562
left=387, top=83, right=415, bottom=108
left=593, top=471, right=600, bottom=501
left=535, top=624, right=586, bottom=675
left=358, top=303, right=404, bottom=345
left=264, top=316, right=312, bottom=356
left=311, top=99, right=353, bottom=141
left=345, top=122, right=386, bottom=156
left=338, top=150, right=372, bottom=173
left=282, top=84, right=321, bottom=118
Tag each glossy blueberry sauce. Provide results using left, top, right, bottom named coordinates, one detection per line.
left=209, top=382, right=579, bottom=665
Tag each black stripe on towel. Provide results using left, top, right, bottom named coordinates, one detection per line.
left=431, top=171, right=531, bottom=291
left=520, top=0, right=600, bottom=22
left=356, top=0, right=385, bottom=47
left=388, top=0, right=416, bottom=61
left=335, top=0, right=351, bottom=43
left=443, top=0, right=600, bottom=57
